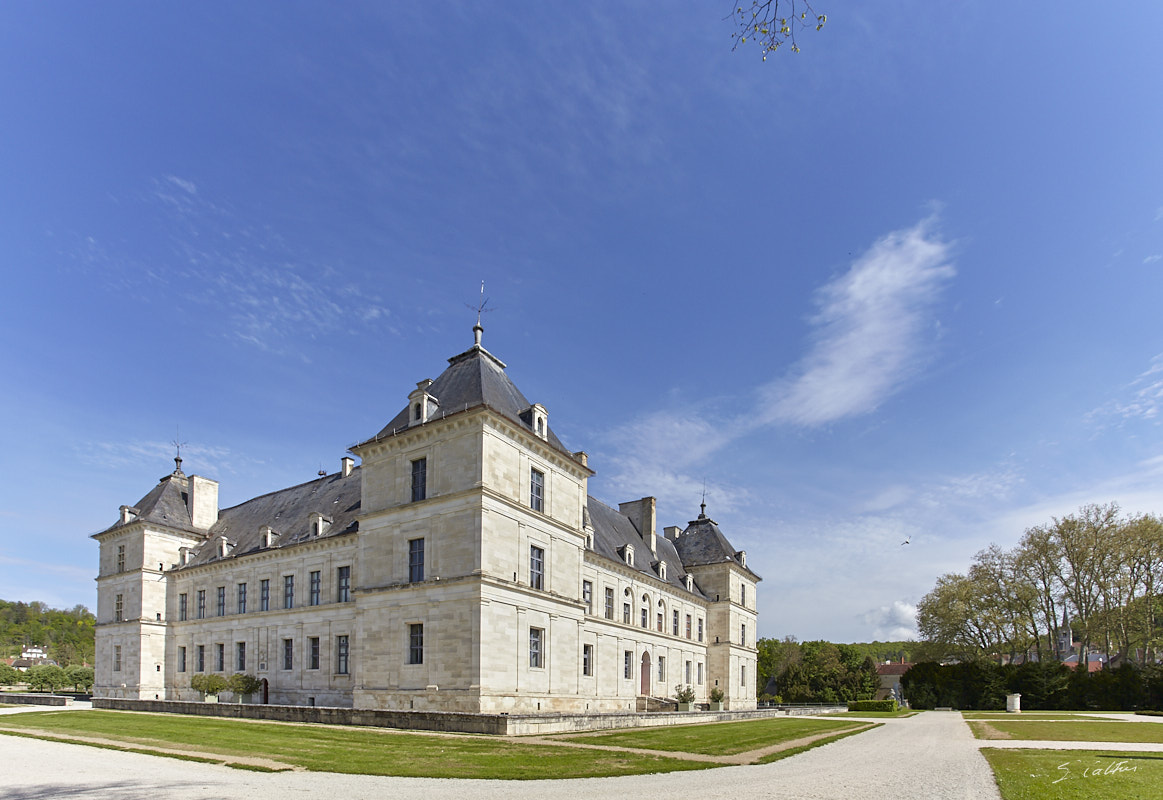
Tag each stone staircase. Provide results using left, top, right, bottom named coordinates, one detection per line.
left=636, top=695, right=678, bottom=712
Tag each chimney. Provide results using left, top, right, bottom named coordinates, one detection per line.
left=619, top=497, right=657, bottom=557
left=573, top=451, right=588, bottom=467
left=188, top=475, right=219, bottom=530
left=341, top=456, right=355, bottom=477
left=664, top=525, right=681, bottom=542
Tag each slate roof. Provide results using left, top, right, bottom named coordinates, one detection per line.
left=356, top=336, right=573, bottom=458
left=585, top=496, right=706, bottom=598
left=673, top=508, right=761, bottom=580
left=98, top=461, right=198, bottom=536
left=185, top=468, right=362, bottom=567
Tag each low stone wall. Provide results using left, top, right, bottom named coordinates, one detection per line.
left=91, top=698, right=835, bottom=735
left=1, top=693, right=71, bottom=706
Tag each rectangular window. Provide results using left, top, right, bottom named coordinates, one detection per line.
left=640, top=606, right=648, bottom=628
left=196, top=589, right=206, bottom=619
left=529, top=627, right=543, bottom=668
left=308, top=637, right=320, bottom=670
left=260, top=579, right=270, bottom=611
left=685, top=660, right=692, bottom=684
left=116, top=544, right=125, bottom=573
left=624, top=650, right=632, bottom=679
left=283, top=575, right=294, bottom=609
left=741, top=623, right=747, bottom=646
left=179, top=593, right=188, bottom=621
left=236, top=642, right=246, bottom=672
left=741, top=664, right=746, bottom=689
left=530, top=468, right=544, bottom=512
left=409, top=538, right=425, bottom=583
left=530, top=545, right=544, bottom=590
left=623, top=603, right=631, bottom=625
left=698, top=662, right=704, bottom=685
left=409, top=623, right=424, bottom=665
left=283, top=638, right=293, bottom=670
left=657, top=612, right=663, bottom=632
left=178, top=646, right=186, bottom=673
left=672, top=610, right=679, bottom=636
left=215, top=643, right=224, bottom=672
left=237, top=583, right=247, bottom=614
left=658, top=656, right=666, bottom=682
left=582, top=643, right=593, bottom=676
left=741, top=585, right=747, bottom=606
left=685, top=614, right=692, bottom=639
left=113, top=645, right=121, bottom=672
left=604, top=587, right=614, bottom=620
left=411, top=457, right=427, bottom=502
left=336, top=635, right=349, bottom=675
left=196, top=645, right=205, bottom=672
left=114, top=593, right=123, bottom=622
left=582, top=580, right=592, bottom=614
left=309, top=570, right=321, bottom=606
left=337, top=566, right=351, bottom=602
left=698, top=618, right=704, bottom=643
left=216, top=586, right=225, bottom=617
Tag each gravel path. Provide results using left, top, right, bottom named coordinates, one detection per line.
left=0, top=712, right=1002, bottom=800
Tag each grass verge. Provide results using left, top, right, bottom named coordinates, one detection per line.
left=982, top=748, right=1163, bottom=800
left=551, top=717, right=863, bottom=755
left=0, top=710, right=716, bottom=779
left=968, top=719, right=1163, bottom=743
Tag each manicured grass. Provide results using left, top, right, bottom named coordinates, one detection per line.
left=0, top=710, right=714, bottom=779
left=969, top=719, right=1163, bottom=743
left=553, top=716, right=864, bottom=755
left=982, top=748, right=1163, bottom=800
left=964, top=711, right=1128, bottom=720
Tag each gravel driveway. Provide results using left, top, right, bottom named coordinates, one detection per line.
left=0, top=712, right=1001, bottom=800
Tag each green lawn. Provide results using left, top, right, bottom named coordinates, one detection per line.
left=964, top=712, right=1128, bottom=720
left=982, top=748, right=1163, bottom=800
left=0, top=710, right=714, bottom=779
left=552, top=716, right=865, bottom=755
left=969, top=719, right=1163, bottom=743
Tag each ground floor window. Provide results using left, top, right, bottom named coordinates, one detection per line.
left=409, top=624, right=423, bottom=665
left=582, top=644, right=593, bottom=676
left=113, top=645, right=121, bottom=672
left=623, top=650, right=632, bottom=679
left=177, top=646, right=186, bottom=673
left=196, top=645, right=205, bottom=672
left=308, top=637, right=320, bottom=670
left=529, top=627, right=544, bottom=668
left=657, top=656, right=665, bottom=682
left=236, top=642, right=246, bottom=671
left=336, top=635, right=349, bottom=675
left=215, top=643, right=225, bottom=672
left=283, top=638, right=293, bottom=670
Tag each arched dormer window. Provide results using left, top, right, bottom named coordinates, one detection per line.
left=624, top=544, right=635, bottom=567
left=684, top=574, right=694, bottom=593
left=414, top=403, right=422, bottom=421
left=658, top=561, right=668, bottom=581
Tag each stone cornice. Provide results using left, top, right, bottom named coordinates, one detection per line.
left=170, top=531, right=357, bottom=579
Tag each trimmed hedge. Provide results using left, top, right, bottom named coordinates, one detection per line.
left=847, top=699, right=897, bottom=713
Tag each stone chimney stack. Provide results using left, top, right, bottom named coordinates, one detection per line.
left=341, top=456, right=355, bottom=477
left=619, top=497, right=657, bottom=556
left=188, top=475, right=219, bottom=530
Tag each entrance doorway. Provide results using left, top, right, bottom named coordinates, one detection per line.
left=640, top=652, right=651, bottom=696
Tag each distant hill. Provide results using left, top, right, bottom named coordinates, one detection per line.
left=0, top=599, right=95, bottom=667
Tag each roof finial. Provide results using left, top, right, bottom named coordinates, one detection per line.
left=699, top=481, right=707, bottom=519
left=171, top=426, right=187, bottom=476
left=466, top=281, right=493, bottom=348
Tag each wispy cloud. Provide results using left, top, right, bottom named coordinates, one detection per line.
left=1089, top=353, right=1163, bottom=424
left=760, top=217, right=955, bottom=426
left=78, top=439, right=253, bottom=478
left=1144, top=254, right=1161, bottom=264
left=861, top=600, right=919, bottom=641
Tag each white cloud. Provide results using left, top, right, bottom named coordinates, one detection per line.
left=164, top=174, right=198, bottom=195
left=759, top=218, right=955, bottom=426
left=861, top=600, right=919, bottom=641
left=1144, top=254, right=1162, bottom=264
left=1090, top=353, right=1163, bottom=424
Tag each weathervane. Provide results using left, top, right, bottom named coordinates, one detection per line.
left=171, top=426, right=188, bottom=473
left=465, top=281, right=495, bottom=346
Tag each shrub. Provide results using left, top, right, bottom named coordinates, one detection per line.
left=709, top=687, right=725, bottom=703
left=26, top=665, right=67, bottom=692
left=65, top=665, right=94, bottom=692
left=674, top=684, right=696, bottom=703
left=190, top=673, right=229, bottom=695
left=847, top=699, right=897, bottom=713
left=228, top=673, right=263, bottom=698
left=0, top=663, right=20, bottom=686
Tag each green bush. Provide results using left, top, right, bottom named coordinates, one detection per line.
left=709, top=687, right=725, bottom=703
left=190, top=673, right=229, bottom=695
left=26, top=665, right=67, bottom=692
left=228, top=673, right=262, bottom=698
left=65, top=665, right=94, bottom=692
left=847, top=699, right=897, bottom=712
left=0, top=663, right=21, bottom=686
left=674, top=684, right=696, bottom=703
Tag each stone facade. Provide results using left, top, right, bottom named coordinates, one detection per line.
left=93, top=327, right=760, bottom=713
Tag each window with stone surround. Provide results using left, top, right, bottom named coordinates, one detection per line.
left=408, top=623, right=423, bottom=665
left=215, top=643, right=225, bottom=672
left=179, top=593, right=187, bottom=621
left=309, top=570, right=321, bottom=606
left=216, top=586, right=225, bottom=617
left=409, top=538, right=425, bottom=582
left=196, top=645, right=205, bottom=672
left=658, top=656, right=666, bottom=682
left=411, top=457, right=427, bottom=502
left=337, top=566, right=351, bottom=602
left=529, top=627, right=544, bottom=668
left=698, top=662, right=704, bottom=685
left=178, top=646, right=186, bottom=673
left=308, top=637, right=320, bottom=670
left=283, top=638, right=293, bottom=670
left=582, top=643, right=593, bottom=676
left=530, top=468, right=544, bottom=512
left=237, top=583, right=247, bottom=614
left=113, top=645, right=121, bottom=672
left=698, top=618, right=704, bottom=642
left=530, top=545, right=544, bottom=590
left=260, top=579, right=270, bottom=611
left=196, top=590, right=206, bottom=619
left=672, top=609, right=679, bottom=636
left=685, top=614, right=692, bottom=639
left=604, top=587, right=614, bottom=620
left=236, top=642, right=246, bottom=672
left=685, top=660, right=692, bottom=684
left=582, top=580, right=592, bottom=614
left=283, top=575, right=294, bottom=609
left=623, top=650, right=632, bottom=679
left=116, top=544, right=125, bottom=573
left=336, top=635, right=349, bottom=675
left=114, top=594, right=123, bottom=622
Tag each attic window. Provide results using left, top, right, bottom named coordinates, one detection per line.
left=414, top=403, right=422, bottom=421
left=624, top=545, right=634, bottom=567
left=684, top=575, right=693, bottom=592
left=585, top=532, right=593, bottom=550
left=736, top=550, right=747, bottom=568
left=658, top=561, right=667, bottom=581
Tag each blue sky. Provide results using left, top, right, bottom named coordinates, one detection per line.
left=2, top=2, right=1162, bottom=642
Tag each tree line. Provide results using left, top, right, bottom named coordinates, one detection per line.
left=0, top=599, right=95, bottom=666
left=756, top=637, right=884, bottom=703
left=916, top=503, right=1163, bottom=666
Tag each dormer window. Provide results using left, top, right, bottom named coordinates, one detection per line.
left=413, top=403, right=422, bottom=421
left=624, top=544, right=635, bottom=567
left=658, top=561, right=667, bottom=581
left=408, top=379, right=437, bottom=427
left=309, top=512, right=331, bottom=537
left=260, top=525, right=278, bottom=548
left=217, top=537, right=232, bottom=558
left=520, top=404, right=549, bottom=441
left=684, top=574, right=693, bottom=592
left=736, top=550, right=747, bottom=568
